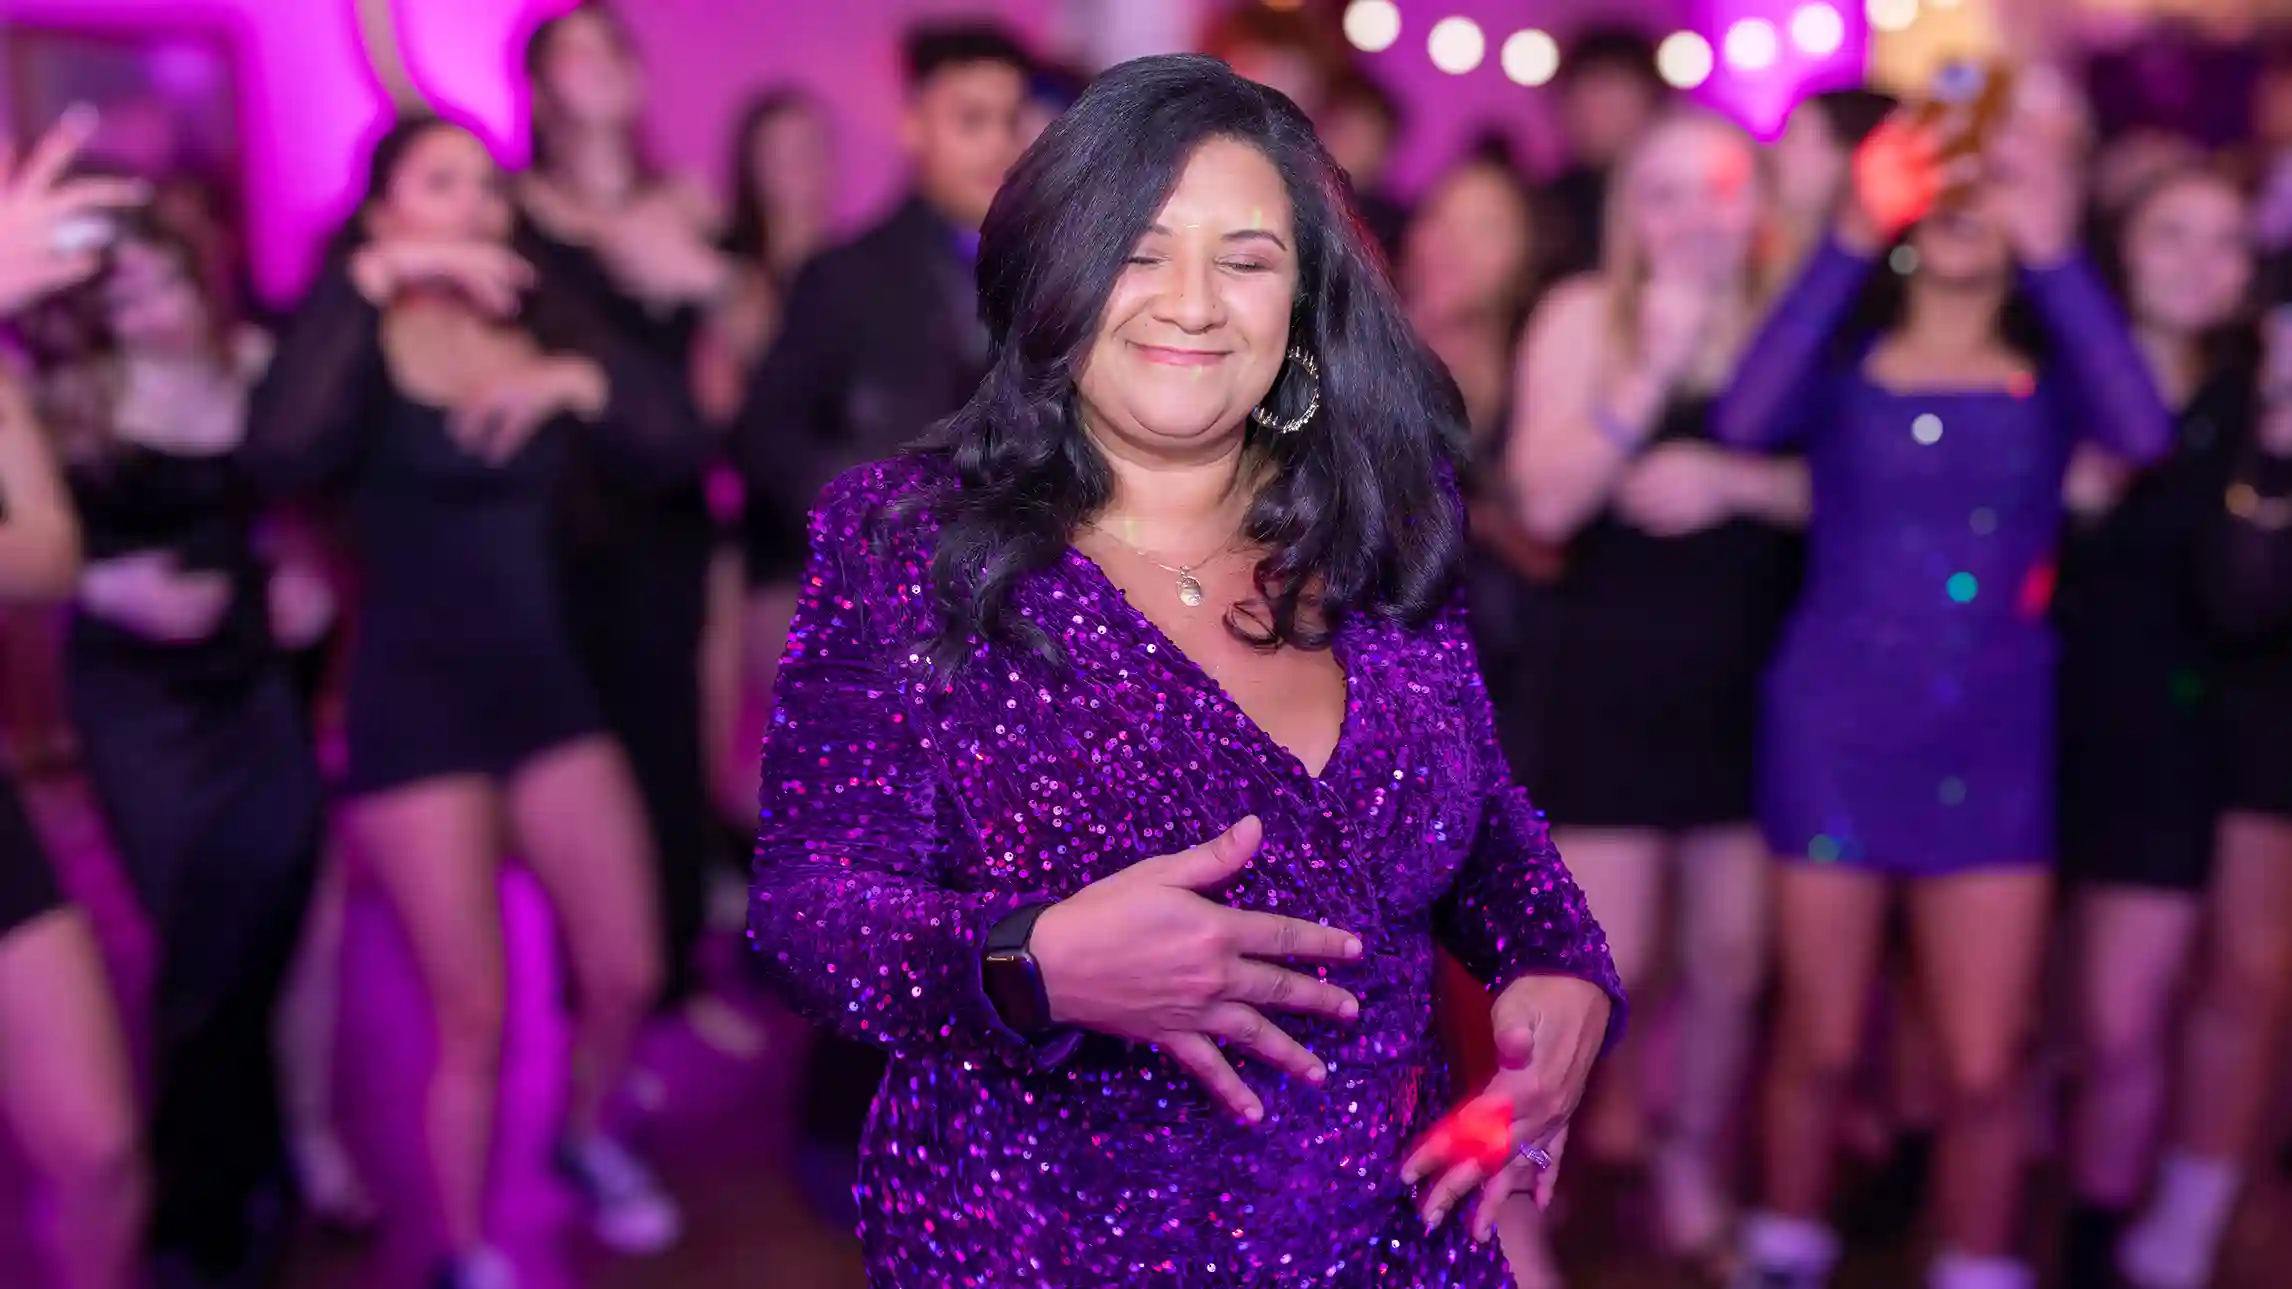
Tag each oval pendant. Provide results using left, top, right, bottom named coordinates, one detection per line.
left=1176, top=572, right=1206, bottom=608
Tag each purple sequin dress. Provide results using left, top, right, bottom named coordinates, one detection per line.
left=748, top=459, right=1623, bottom=1286
left=1714, top=240, right=2172, bottom=873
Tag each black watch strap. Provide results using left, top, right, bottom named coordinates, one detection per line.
left=982, top=902, right=1059, bottom=1037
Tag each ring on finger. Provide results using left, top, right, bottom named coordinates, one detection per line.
left=1516, top=1142, right=1554, bottom=1171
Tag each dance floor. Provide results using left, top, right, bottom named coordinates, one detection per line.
left=2, top=774, right=2290, bottom=1288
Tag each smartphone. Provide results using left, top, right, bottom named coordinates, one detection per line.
left=51, top=212, right=118, bottom=256
left=1913, top=59, right=2016, bottom=206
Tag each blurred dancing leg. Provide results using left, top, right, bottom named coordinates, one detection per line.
left=1741, top=862, right=1888, bottom=1285
left=1663, top=827, right=1770, bottom=1260
left=2064, top=885, right=2196, bottom=1286
left=2122, top=812, right=2292, bottom=1289
left=507, top=738, right=678, bottom=1256
left=1549, top=828, right=1667, bottom=1165
left=1905, top=868, right=2052, bottom=1279
left=0, top=908, right=145, bottom=1289
left=348, top=777, right=507, bottom=1261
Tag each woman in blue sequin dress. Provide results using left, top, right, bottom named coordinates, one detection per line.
left=1712, top=89, right=2172, bottom=1289
left=747, top=56, right=1623, bottom=1287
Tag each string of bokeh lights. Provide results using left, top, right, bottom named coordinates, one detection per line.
left=1338, top=0, right=1960, bottom=90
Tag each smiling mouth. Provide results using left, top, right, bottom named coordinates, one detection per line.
left=1132, top=343, right=1230, bottom=367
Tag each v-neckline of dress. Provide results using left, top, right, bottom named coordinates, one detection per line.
left=1064, top=546, right=1355, bottom=785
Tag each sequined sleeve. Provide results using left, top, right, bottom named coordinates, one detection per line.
left=746, top=472, right=1080, bottom=1070
left=1713, top=236, right=1873, bottom=452
left=1431, top=590, right=1627, bottom=1056
left=2021, top=256, right=2173, bottom=465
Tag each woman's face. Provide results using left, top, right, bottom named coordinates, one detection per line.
left=1077, top=138, right=1300, bottom=459
left=2123, top=177, right=2251, bottom=338
left=104, top=238, right=206, bottom=354
left=1621, top=119, right=1760, bottom=283
left=1401, top=163, right=1533, bottom=324
left=368, top=127, right=513, bottom=246
left=1773, top=104, right=1845, bottom=222
left=749, top=103, right=833, bottom=220
left=536, top=9, right=643, bottom=132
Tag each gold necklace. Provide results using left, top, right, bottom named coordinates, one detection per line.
left=1085, top=522, right=1236, bottom=608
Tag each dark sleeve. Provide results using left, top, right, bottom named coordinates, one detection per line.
left=1713, top=238, right=1874, bottom=451
left=745, top=472, right=1080, bottom=1070
left=2200, top=448, right=2292, bottom=641
left=241, top=266, right=383, bottom=497
left=730, top=255, right=850, bottom=527
left=532, top=280, right=713, bottom=492
left=2023, top=257, right=2175, bottom=465
left=1431, top=581, right=1627, bottom=1057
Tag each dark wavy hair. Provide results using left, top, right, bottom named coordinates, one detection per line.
left=898, top=53, right=1467, bottom=670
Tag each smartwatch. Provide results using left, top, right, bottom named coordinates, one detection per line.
left=982, top=902, right=1059, bottom=1037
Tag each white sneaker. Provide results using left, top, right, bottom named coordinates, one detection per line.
left=556, top=1134, right=683, bottom=1255
left=433, top=1246, right=518, bottom=1289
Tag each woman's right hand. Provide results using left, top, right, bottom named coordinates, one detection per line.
left=0, top=108, right=147, bottom=317
left=79, top=551, right=232, bottom=643
left=1029, top=815, right=1366, bottom=1123
left=1842, top=113, right=1963, bottom=254
left=349, top=239, right=532, bottom=315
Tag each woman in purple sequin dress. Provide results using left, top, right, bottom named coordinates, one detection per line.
left=747, top=57, right=1623, bottom=1287
left=1713, top=90, right=2173, bottom=1289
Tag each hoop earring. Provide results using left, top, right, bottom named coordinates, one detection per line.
left=1250, top=346, right=1322, bottom=436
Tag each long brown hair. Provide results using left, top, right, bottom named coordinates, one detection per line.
left=21, top=206, right=240, bottom=465
left=1598, top=108, right=1781, bottom=388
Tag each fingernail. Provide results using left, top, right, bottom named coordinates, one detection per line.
left=1307, top=1065, right=1326, bottom=1084
left=1340, top=997, right=1359, bottom=1020
left=1342, top=938, right=1362, bottom=958
left=1243, top=1104, right=1263, bottom=1124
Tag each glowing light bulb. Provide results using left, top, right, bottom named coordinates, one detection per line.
left=1723, top=18, right=1780, bottom=72
left=1655, top=31, right=1714, bottom=90
left=1501, top=30, right=1560, bottom=87
left=1342, top=1, right=1402, bottom=54
left=1867, top=0, right=1919, bottom=32
left=1427, top=16, right=1486, bottom=75
left=1791, top=4, right=1846, bottom=57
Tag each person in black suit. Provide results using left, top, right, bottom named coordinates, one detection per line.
left=731, top=17, right=1032, bottom=1224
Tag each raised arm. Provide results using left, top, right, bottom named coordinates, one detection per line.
left=745, top=474, right=1070, bottom=1071
left=242, top=264, right=384, bottom=498
left=1711, top=237, right=1870, bottom=452
left=1433, top=587, right=1626, bottom=1055
left=2022, top=256, right=2173, bottom=465
left=0, top=373, right=81, bottom=600
left=1510, top=279, right=1645, bottom=544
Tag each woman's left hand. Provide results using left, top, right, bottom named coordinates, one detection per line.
left=1614, top=441, right=1739, bottom=537
left=1401, top=974, right=1611, bottom=1241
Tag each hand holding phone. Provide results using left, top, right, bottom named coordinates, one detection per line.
left=0, top=106, right=147, bottom=317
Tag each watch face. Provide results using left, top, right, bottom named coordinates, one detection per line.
left=984, top=950, right=1048, bottom=1033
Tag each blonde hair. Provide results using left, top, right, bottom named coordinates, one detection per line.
left=1597, top=108, right=1780, bottom=388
